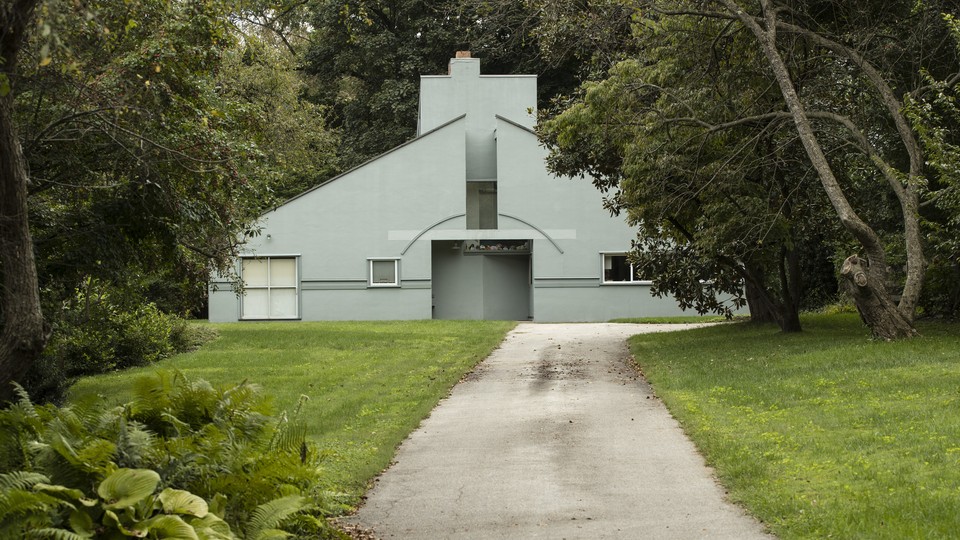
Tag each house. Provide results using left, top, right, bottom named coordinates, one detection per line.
left=208, top=52, right=692, bottom=322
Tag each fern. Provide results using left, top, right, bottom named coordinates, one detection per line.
left=267, top=394, right=309, bottom=454
left=0, top=488, right=61, bottom=516
left=0, top=472, right=49, bottom=491
left=11, top=384, right=40, bottom=422
left=270, top=421, right=307, bottom=455
left=24, top=528, right=89, bottom=540
left=114, top=418, right=157, bottom=469
left=0, top=387, right=48, bottom=472
left=244, top=495, right=306, bottom=540
left=0, top=488, right=64, bottom=538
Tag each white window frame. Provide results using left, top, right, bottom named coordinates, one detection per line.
left=240, top=256, right=300, bottom=319
left=600, top=252, right=651, bottom=285
left=368, top=258, right=400, bottom=288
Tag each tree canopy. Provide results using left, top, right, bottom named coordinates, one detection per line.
left=1, top=0, right=338, bottom=401
left=541, top=0, right=960, bottom=338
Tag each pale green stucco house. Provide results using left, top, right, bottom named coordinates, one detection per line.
left=208, top=53, right=691, bottom=322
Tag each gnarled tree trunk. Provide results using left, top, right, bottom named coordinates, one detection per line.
left=1, top=0, right=48, bottom=404
left=841, top=256, right=915, bottom=340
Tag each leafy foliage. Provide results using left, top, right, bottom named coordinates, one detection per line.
left=540, top=0, right=960, bottom=332
left=25, top=280, right=220, bottom=403
left=303, top=0, right=467, bottom=168
left=0, top=0, right=338, bottom=400
left=0, top=374, right=343, bottom=538
left=301, top=0, right=613, bottom=170
left=539, top=15, right=839, bottom=330
left=905, top=14, right=960, bottom=318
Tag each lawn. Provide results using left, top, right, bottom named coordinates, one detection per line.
left=610, top=315, right=739, bottom=324
left=68, top=319, right=515, bottom=505
left=630, top=313, right=960, bottom=539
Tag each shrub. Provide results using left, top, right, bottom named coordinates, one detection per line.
left=39, top=280, right=180, bottom=383
left=168, top=319, right=221, bottom=354
left=0, top=374, right=345, bottom=539
left=31, top=286, right=221, bottom=404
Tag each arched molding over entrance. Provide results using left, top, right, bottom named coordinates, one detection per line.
left=497, top=214, right=564, bottom=254
left=401, top=214, right=466, bottom=255
left=400, top=213, right=564, bottom=255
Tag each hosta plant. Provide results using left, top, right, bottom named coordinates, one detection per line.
left=0, top=374, right=344, bottom=539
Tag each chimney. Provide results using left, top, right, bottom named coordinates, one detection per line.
left=449, top=51, right=474, bottom=74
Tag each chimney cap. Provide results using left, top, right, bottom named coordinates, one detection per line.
left=455, top=51, right=472, bottom=58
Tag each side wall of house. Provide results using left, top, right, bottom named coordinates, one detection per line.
left=208, top=119, right=468, bottom=322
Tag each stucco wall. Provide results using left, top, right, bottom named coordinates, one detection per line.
left=209, top=118, right=468, bottom=322
left=494, top=118, right=664, bottom=321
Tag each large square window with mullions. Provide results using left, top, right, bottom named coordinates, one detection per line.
left=601, top=253, right=650, bottom=284
left=241, top=257, right=299, bottom=319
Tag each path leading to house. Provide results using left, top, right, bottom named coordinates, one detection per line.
left=347, top=323, right=773, bottom=539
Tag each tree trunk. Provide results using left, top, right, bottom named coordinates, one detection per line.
left=777, top=246, right=802, bottom=333
left=742, top=264, right=802, bottom=332
left=722, top=0, right=915, bottom=338
left=1, top=0, right=48, bottom=404
left=841, top=256, right=916, bottom=340
left=745, top=278, right=779, bottom=324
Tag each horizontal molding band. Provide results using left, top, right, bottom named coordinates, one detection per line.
left=534, top=280, right=599, bottom=289
left=300, top=280, right=432, bottom=291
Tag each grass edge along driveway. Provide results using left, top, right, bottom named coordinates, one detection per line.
left=69, top=319, right=516, bottom=507
left=631, top=313, right=960, bottom=539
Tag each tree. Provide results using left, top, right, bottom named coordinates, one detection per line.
left=543, top=0, right=960, bottom=339
left=906, top=13, right=960, bottom=319
left=0, top=0, right=47, bottom=404
left=302, top=0, right=461, bottom=168
left=2, top=0, right=338, bottom=402
left=217, top=33, right=339, bottom=203
left=539, top=15, right=839, bottom=332
left=301, top=0, right=624, bottom=170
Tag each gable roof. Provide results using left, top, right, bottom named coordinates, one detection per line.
left=264, top=114, right=467, bottom=215
left=495, top=114, right=538, bottom=136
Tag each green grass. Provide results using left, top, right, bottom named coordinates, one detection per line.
left=610, top=315, right=739, bottom=324
left=630, top=313, right=960, bottom=539
left=69, top=320, right=515, bottom=504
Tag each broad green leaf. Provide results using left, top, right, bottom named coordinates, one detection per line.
left=159, top=488, right=208, bottom=517
left=136, top=515, right=199, bottom=540
left=69, top=508, right=96, bottom=536
left=97, top=469, right=160, bottom=510
left=34, top=482, right=85, bottom=501
left=251, top=530, right=290, bottom=540
left=103, top=509, right=147, bottom=537
left=207, top=493, right=227, bottom=518
left=187, top=514, right=234, bottom=540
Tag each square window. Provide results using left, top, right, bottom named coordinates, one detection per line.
left=369, top=259, right=399, bottom=287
